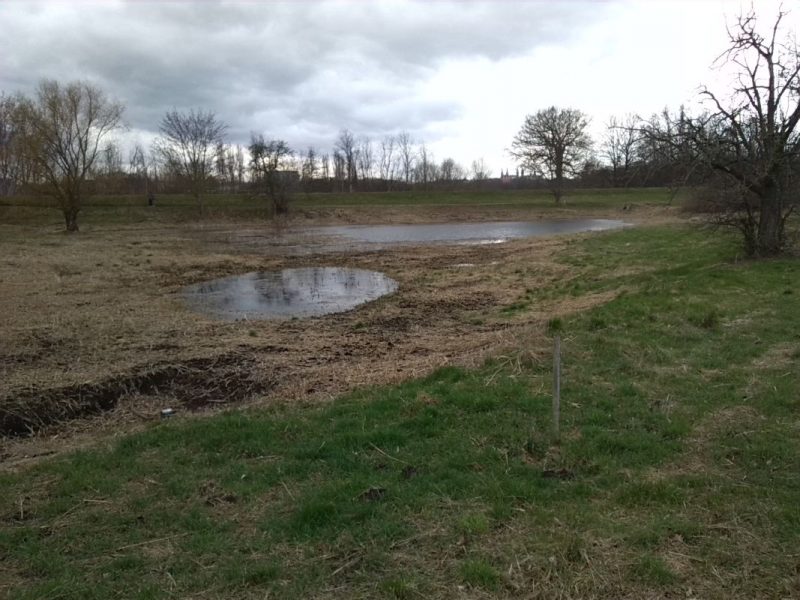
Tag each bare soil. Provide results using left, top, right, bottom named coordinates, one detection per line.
left=0, top=203, right=679, bottom=468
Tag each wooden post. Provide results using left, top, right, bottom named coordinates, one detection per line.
left=553, top=334, right=561, bottom=442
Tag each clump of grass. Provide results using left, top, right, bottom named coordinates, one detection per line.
left=589, top=314, right=607, bottom=330
left=458, top=513, right=490, bottom=536
left=688, top=308, right=720, bottom=329
left=631, top=555, right=679, bottom=586
left=547, top=316, right=564, bottom=334
left=380, top=577, right=417, bottom=599
left=459, top=558, right=501, bottom=590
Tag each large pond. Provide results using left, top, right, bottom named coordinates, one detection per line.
left=304, top=219, right=624, bottom=245
left=183, top=267, right=398, bottom=320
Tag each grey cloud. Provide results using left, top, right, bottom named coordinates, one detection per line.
left=0, top=0, right=612, bottom=152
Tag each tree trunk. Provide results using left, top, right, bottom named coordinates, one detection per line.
left=554, top=159, right=565, bottom=204
left=64, top=208, right=79, bottom=232
left=552, top=173, right=564, bottom=204
left=756, top=185, right=783, bottom=256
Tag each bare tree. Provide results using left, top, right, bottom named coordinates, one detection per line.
left=378, top=134, right=397, bottom=186
left=332, top=150, right=346, bottom=191
left=249, top=134, right=295, bottom=215
left=320, top=152, right=330, bottom=180
left=101, top=140, right=123, bottom=177
left=649, top=8, right=800, bottom=256
left=357, top=136, right=374, bottom=181
left=602, top=114, right=640, bottom=187
left=510, top=106, right=592, bottom=203
left=301, top=146, right=318, bottom=193
left=128, top=142, right=149, bottom=196
left=234, top=145, right=245, bottom=190
left=439, top=157, right=465, bottom=183
left=470, top=158, right=492, bottom=181
left=224, top=145, right=237, bottom=191
left=415, top=143, right=439, bottom=187
left=128, top=143, right=146, bottom=175
left=0, top=93, right=27, bottom=196
left=396, top=130, right=415, bottom=184
left=334, top=129, right=358, bottom=191
left=301, top=146, right=318, bottom=180
left=154, top=108, right=227, bottom=213
left=214, top=141, right=227, bottom=190
left=415, top=143, right=427, bottom=187
left=19, top=80, right=124, bottom=231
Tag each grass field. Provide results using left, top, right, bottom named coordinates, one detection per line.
left=1, top=190, right=798, bottom=598
left=0, top=187, right=672, bottom=227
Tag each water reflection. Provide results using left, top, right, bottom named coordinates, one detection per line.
left=183, top=267, right=398, bottom=320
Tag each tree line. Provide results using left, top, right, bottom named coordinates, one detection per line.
left=0, top=91, right=496, bottom=202
left=0, top=83, right=708, bottom=227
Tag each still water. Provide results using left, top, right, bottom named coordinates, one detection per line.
left=183, top=267, right=398, bottom=320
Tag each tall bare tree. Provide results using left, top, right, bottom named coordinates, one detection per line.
left=602, top=114, right=640, bottom=187
left=154, top=108, right=227, bottom=213
left=416, top=143, right=433, bottom=188
left=439, top=157, right=465, bottom=182
left=20, top=80, right=124, bottom=231
left=214, top=141, right=227, bottom=190
left=224, top=145, right=238, bottom=191
left=648, top=9, right=800, bottom=256
left=301, top=146, right=318, bottom=180
left=510, top=106, right=591, bottom=203
left=320, top=153, right=331, bottom=180
left=301, top=146, right=318, bottom=192
left=397, top=130, right=415, bottom=184
left=100, top=140, right=123, bottom=176
left=378, top=134, right=397, bottom=185
left=249, top=134, right=295, bottom=215
left=332, top=151, right=346, bottom=191
left=334, top=129, right=358, bottom=191
left=128, top=142, right=149, bottom=196
left=357, top=136, right=374, bottom=181
left=470, top=158, right=491, bottom=181
left=234, top=145, right=246, bottom=190
left=0, top=93, right=27, bottom=196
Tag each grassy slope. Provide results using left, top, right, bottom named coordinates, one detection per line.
left=2, top=224, right=799, bottom=598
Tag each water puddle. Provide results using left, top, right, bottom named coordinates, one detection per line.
left=304, top=219, right=624, bottom=245
left=183, top=267, right=398, bottom=320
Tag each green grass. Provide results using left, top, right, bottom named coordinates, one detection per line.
left=2, top=222, right=799, bottom=598
left=0, top=187, right=673, bottom=228
left=295, top=187, right=672, bottom=208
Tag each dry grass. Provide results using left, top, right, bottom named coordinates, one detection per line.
left=1, top=203, right=658, bottom=467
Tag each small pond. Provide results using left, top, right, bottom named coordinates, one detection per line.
left=183, top=267, right=398, bottom=320
left=304, top=219, right=624, bottom=245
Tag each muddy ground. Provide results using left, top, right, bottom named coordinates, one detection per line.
left=0, top=203, right=678, bottom=468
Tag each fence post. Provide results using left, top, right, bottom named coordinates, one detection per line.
left=553, top=335, right=561, bottom=442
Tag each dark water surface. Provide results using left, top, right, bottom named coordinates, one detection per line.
left=305, top=219, right=624, bottom=245
left=183, top=267, right=398, bottom=320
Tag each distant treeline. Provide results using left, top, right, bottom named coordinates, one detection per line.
left=0, top=88, right=692, bottom=199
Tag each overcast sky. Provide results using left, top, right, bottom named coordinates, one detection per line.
left=1, top=0, right=796, bottom=173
